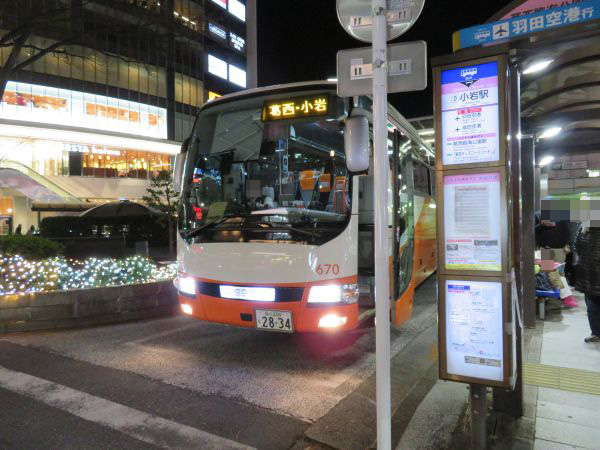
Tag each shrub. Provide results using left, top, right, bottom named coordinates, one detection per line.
left=0, top=235, right=63, bottom=259
left=0, top=255, right=64, bottom=294
left=0, top=255, right=176, bottom=296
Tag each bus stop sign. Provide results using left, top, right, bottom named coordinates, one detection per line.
left=336, top=0, right=425, bottom=43
left=337, top=40, right=427, bottom=96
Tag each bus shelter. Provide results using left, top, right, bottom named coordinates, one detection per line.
left=431, top=0, right=600, bottom=435
left=435, top=0, right=600, bottom=328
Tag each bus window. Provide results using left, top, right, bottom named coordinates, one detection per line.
left=396, top=149, right=414, bottom=297
left=180, top=98, right=351, bottom=245
left=413, top=161, right=429, bottom=195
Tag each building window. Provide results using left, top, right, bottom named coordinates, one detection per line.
left=0, top=81, right=168, bottom=139
left=228, top=64, right=246, bottom=88
left=208, top=54, right=228, bottom=80
left=62, top=143, right=171, bottom=180
left=174, top=0, right=202, bottom=31
left=229, top=0, right=245, bottom=21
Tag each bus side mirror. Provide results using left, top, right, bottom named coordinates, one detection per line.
left=344, top=116, right=369, bottom=173
left=173, top=137, right=190, bottom=193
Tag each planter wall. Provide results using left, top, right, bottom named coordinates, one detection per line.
left=0, top=281, right=178, bottom=332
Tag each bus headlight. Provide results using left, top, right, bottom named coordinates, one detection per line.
left=308, top=284, right=359, bottom=304
left=178, top=276, right=196, bottom=296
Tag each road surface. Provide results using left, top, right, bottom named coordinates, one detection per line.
left=0, top=277, right=438, bottom=449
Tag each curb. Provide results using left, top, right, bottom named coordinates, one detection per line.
left=0, top=281, right=178, bottom=332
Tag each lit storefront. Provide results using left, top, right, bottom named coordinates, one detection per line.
left=0, top=81, right=179, bottom=234
left=0, top=81, right=168, bottom=139
left=13, top=140, right=173, bottom=180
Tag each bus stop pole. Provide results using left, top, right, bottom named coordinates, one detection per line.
left=470, top=383, right=488, bottom=449
left=372, top=0, right=392, bottom=448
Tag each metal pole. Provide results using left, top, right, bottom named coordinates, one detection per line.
left=245, top=0, right=258, bottom=89
left=470, top=384, right=488, bottom=450
left=372, top=1, right=391, bottom=448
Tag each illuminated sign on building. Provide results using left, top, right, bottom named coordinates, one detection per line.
left=207, top=91, right=222, bottom=101
left=229, top=0, right=245, bottom=21
left=208, top=54, right=228, bottom=80
left=65, top=143, right=122, bottom=156
left=228, top=64, right=246, bottom=88
left=208, top=23, right=227, bottom=40
left=0, top=81, right=167, bottom=139
left=211, top=0, right=227, bottom=9
left=262, top=95, right=329, bottom=121
left=230, top=32, right=245, bottom=52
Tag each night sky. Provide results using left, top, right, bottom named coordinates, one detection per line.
left=256, top=0, right=509, bottom=118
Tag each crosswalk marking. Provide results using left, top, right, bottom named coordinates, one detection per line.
left=0, top=365, right=254, bottom=450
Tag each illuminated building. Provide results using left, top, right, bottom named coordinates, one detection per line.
left=0, top=0, right=257, bottom=233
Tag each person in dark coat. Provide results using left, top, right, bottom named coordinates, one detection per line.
left=573, top=223, right=600, bottom=343
left=14, top=224, right=22, bottom=235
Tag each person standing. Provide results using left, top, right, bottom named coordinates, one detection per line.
left=14, top=224, right=22, bottom=235
left=573, top=223, right=600, bottom=343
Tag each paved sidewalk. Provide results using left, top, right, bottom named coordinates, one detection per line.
left=391, top=294, right=600, bottom=450
left=395, top=380, right=467, bottom=450
left=527, top=295, right=600, bottom=450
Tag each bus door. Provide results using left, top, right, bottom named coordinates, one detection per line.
left=392, top=132, right=415, bottom=325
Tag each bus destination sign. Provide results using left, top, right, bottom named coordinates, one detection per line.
left=262, top=95, right=329, bottom=121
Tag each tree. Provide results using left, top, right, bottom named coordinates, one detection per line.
left=0, top=0, right=173, bottom=102
left=0, top=1, right=82, bottom=101
left=142, top=171, right=179, bottom=256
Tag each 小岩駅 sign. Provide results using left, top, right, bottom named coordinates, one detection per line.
left=441, top=61, right=500, bottom=166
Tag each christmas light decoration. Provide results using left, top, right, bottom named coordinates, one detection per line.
left=0, top=255, right=176, bottom=296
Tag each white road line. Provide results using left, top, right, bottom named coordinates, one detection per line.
left=125, top=322, right=199, bottom=345
left=0, top=365, right=254, bottom=450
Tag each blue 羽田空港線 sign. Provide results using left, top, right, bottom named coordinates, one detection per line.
left=454, top=0, right=600, bottom=50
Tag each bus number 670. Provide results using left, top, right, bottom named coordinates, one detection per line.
left=316, top=264, right=340, bottom=276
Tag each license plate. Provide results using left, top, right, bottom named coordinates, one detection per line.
left=255, top=309, right=293, bottom=332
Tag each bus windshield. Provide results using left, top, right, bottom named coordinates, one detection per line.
left=179, top=93, right=351, bottom=245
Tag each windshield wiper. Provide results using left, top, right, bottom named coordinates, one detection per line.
left=201, top=224, right=321, bottom=239
left=184, top=214, right=246, bottom=239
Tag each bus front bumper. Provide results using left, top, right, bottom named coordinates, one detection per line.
left=177, top=293, right=359, bottom=333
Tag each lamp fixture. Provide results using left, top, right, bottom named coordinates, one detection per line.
left=539, top=127, right=562, bottom=139
left=523, top=59, right=553, bottom=75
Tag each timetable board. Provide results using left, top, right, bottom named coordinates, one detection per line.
left=443, top=172, right=502, bottom=272
left=443, top=279, right=505, bottom=382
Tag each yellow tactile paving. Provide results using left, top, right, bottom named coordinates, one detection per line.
left=524, top=363, right=600, bottom=396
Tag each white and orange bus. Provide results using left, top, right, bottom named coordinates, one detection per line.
left=174, top=81, right=436, bottom=333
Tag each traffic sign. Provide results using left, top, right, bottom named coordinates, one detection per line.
left=336, top=0, right=425, bottom=43
left=336, top=40, right=427, bottom=97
